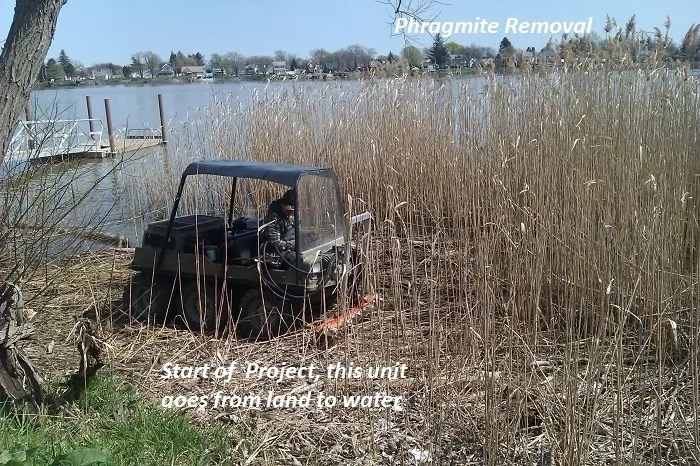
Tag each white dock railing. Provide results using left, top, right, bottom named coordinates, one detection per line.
left=6, top=118, right=106, bottom=161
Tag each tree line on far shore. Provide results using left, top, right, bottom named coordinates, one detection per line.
left=38, top=15, right=700, bottom=81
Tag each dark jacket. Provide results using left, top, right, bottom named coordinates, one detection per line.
left=262, top=200, right=295, bottom=251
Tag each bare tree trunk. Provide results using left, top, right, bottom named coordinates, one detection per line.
left=0, top=0, right=66, bottom=408
left=0, top=0, right=67, bottom=167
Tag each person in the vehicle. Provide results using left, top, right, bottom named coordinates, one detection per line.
left=262, top=189, right=297, bottom=264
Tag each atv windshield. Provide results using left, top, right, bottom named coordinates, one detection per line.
left=296, top=172, right=347, bottom=258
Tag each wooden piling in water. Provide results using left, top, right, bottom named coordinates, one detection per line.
left=104, top=98, right=116, bottom=154
left=158, top=93, right=167, bottom=144
left=86, top=96, right=95, bottom=140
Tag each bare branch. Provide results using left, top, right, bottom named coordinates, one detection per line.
left=377, top=0, right=445, bottom=50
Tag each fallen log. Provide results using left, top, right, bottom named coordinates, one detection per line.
left=0, top=281, right=44, bottom=410
left=14, top=222, right=130, bottom=248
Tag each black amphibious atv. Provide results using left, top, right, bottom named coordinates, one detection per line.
left=122, top=159, right=371, bottom=340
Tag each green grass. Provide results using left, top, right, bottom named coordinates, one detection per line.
left=0, top=376, right=235, bottom=466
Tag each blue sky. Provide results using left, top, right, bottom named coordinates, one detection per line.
left=1, top=0, right=696, bottom=66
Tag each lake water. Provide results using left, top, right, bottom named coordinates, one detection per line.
left=4, top=69, right=698, bottom=255
left=26, top=67, right=700, bottom=129
left=13, top=75, right=499, bottom=250
left=29, top=79, right=363, bottom=133
left=0, top=81, right=342, bottom=253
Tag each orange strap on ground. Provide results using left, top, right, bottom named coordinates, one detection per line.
left=313, top=293, right=378, bottom=335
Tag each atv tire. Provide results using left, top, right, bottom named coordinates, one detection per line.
left=123, top=273, right=175, bottom=322
left=236, top=289, right=294, bottom=341
left=177, top=280, right=229, bottom=334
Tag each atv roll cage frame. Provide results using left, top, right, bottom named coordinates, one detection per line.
left=154, top=159, right=348, bottom=281
left=124, top=159, right=371, bottom=339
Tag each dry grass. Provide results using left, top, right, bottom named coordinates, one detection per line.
left=9, top=67, right=700, bottom=465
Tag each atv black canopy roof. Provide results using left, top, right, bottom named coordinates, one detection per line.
left=182, top=159, right=332, bottom=187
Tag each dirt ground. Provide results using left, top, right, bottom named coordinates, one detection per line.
left=14, top=249, right=699, bottom=466
left=18, top=249, right=475, bottom=465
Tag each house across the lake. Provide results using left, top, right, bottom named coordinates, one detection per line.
left=449, top=54, right=469, bottom=67
left=90, top=68, right=112, bottom=80
left=158, top=64, right=175, bottom=77
left=272, top=61, right=287, bottom=75
left=181, top=65, right=205, bottom=78
left=538, top=49, right=558, bottom=64
left=323, top=61, right=339, bottom=73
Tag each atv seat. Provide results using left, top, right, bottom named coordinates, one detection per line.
left=226, top=230, right=260, bottom=265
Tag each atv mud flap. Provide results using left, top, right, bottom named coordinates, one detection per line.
left=313, top=293, right=378, bottom=346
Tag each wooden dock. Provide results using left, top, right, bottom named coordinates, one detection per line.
left=6, top=137, right=164, bottom=166
left=5, top=93, right=170, bottom=174
left=106, top=137, right=165, bottom=155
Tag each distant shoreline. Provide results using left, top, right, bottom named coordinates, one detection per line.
left=31, top=64, right=698, bottom=91
left=30, top=68, right=486, bottom=90
left=31, top=74, right=357, bottom=90
left=32, top=75, right=277, bottom=90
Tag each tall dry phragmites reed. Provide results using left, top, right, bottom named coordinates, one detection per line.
left=123, top=68, right=699, bottom=464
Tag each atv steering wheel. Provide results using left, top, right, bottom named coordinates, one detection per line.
left=301, top=229, right=319, bottom=242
